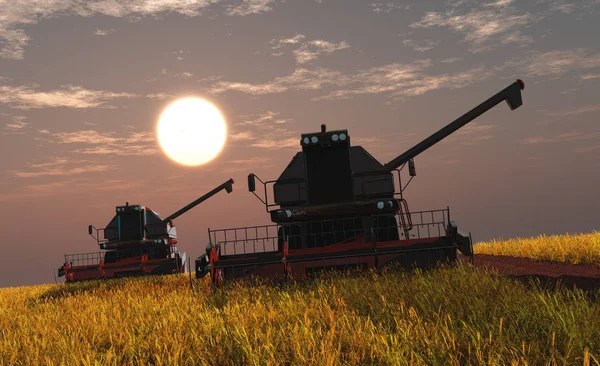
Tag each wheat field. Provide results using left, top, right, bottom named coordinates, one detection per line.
left=474, top=231, right=600, bottom=265
left=1, top=262, right=599, bottom=365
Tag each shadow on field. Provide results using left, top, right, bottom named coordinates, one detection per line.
left=32, top=278, right=129, bottom=304
left=510, top=274, right=600, bottom=294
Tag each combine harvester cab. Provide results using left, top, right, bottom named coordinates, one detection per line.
left=196, top=80, right=525, bottom=285
left=58, top=179, right=234, bottom=283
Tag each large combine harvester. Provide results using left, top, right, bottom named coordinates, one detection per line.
left=58, top=179, right=234, bottom=283
left=196, top=79, right=525, bottom=285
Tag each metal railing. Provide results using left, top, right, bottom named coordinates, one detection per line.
left=209, top=208, right=450, bottom=256
left=64, top=246, right=183, bottom=267
left=64, top=252, right=104, bottom=267
left=89, top=226, right=109, bottom=246
left=209, top=224, right=280, bottom=256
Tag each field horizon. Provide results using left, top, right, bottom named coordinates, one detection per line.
left=1, top=232, right=599, bottom=365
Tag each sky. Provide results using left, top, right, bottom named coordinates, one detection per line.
left=1, top=0, right=599, bottom=287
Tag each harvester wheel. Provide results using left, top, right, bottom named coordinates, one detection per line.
left=284, top=262, right=292, bottom=279
left=214, top=268, right=224, bottom=286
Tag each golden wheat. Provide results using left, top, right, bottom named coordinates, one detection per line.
left=1, top=263, right=599, bottom=365
left=473, top=231, right=600, bottom=265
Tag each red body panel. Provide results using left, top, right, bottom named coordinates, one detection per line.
left=63, top=257, right=183, bottom=282
left=213, top=235, right=457, bottom=284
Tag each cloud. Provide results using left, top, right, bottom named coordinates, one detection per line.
left=352, top=136, right=385, bottom=149
left=14, top=165, right=112, bottom=178
left=251, top=137, right=298, bottom=149
left=560, top=88, right=578, bottom=95
left=575, top=145, right=600, bottom=153
left=3, top=116, right=29, bottom=135
left=229, top=110, right=300, bottom=149
left=196, top=75, right=224, bottom=83
left=230, top=131, right=255, bottom=141
left=440, top=57, right=462, bottom=64
left=353, top=137, right=380, bottom=144
left=173, top=49, right=188, bottom=61
left=454, top=123, right=495, bottom=136
left=210, top=44, right=600, bottom=103
left=94, top=28, right=116, bottom=36
left=210, top=61, right=432, bottom=98
left=437, top=158, right=460, bottom=165
left=544, top=0, right=599, bottom=14
left=579, top=73, right=600, bottom=80
left=0, top=178, right=144, bottom=202
left=512, top=49, right=600, bottom=78
left=0, top=0, right=224, bottom=60
left=236, top=110, right=292, bottom=126
left=293, top=40, right=350, bottom=64
left=225, top=0, right=277, bottom=16
left=316, top=62, right=491, bottom=101
left=209, top=67, right=347, bottom=95
left=270, top=34, right=305, bottom=49
left=409, top=0, right=600, bottom=54
left=370, top=2, right=411, bottom=13
left=410, top=0, right=535, bottom=53
left=270, top=34, right=349, bottom=64
left=5, top=120, right=29, bottom=130
left=211, top=60, right=488, bottom=101
left=540, top=104, right=600, bottom=118
left=485, top=0, right=514, bottom=7
left=175, top=72, right=194, bottom=79
left=221, top=157, right=275, bottom=172
left=146, top=92, right=174, bottom=100
left=38, top=129, right=159, bottom=156
left=402, top=39, right=439, bottom=52
left=0, top=0, right=284, bottom=59
left=0, top=82, right=137, bottom=109
left=11, top=157, right=114, bottom=178
left=444, top=123, right=496, bottom=144
left=72, top=146, right=159, bottom=156
left=228, top=157, right=273, bottom=165
left=520, top=131, right=600, bottom=144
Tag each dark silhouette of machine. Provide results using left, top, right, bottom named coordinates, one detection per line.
left=58, top=179, right=234, bottom=282
left=196, top=80, right=525, bottom=285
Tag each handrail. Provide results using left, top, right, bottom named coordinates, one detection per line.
left=209, top=208, right=450, bottom=256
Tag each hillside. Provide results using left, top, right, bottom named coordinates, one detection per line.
left=1, top=271, right=598, bottom=365
left=1, top=233, right=600, bottom=365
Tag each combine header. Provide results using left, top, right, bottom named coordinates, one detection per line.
left=196, top=80, right=525, bottom=285
left=58, top=179, right=234, bottom=283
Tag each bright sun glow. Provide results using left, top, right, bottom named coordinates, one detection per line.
left=157, top=98, right=227, bottom=166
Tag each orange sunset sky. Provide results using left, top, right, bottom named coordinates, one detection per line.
left=1, top=0, right=599, bottom=287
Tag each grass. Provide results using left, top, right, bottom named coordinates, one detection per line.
left=473, top=231, right=600, bottom=266
left=1, top=265, right=599, bottom=365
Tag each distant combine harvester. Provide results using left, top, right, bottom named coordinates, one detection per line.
left=58, top=179, right=234, bottom=282
left=195, top=79, right=526, bottom=285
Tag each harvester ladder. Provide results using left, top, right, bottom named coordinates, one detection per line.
left=397, top=198, right=413, bottom=239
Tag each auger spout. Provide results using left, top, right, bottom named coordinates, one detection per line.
left=162, top=178, right=234, bottom=223
left=384, top=79, right=524, bottom=170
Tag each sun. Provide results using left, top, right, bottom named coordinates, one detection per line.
left=157, top=98, right=227, bottom=166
